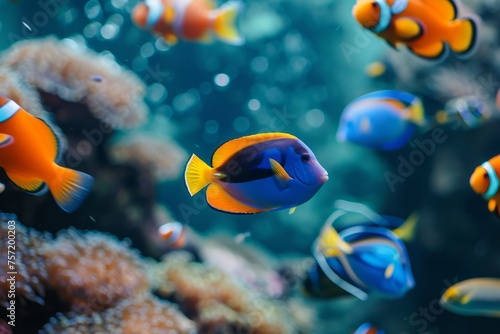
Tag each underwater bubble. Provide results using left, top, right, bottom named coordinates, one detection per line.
left=111, top=0, right=127, bottom=9
left=61, top=8, right=78, bottom=24
left=290, top=56, right=310, bottom=75
left=214, top=73, right=230, bottom=88
left=157, top=105, right=174, bottom=119
left=101, top=23, right=119, bottom=40
left=172, top=89, right=200, bottom=113
left=284, top=31, right=305, bottom=54
left=199, top=82, right=212, bottom=95
left=305, top=109, right=325, bottom=128
left=204, top=120, right=219, bottom=135
left=132, top=56, right=148, bottom=72
left=84, top=22, right=102, bottom=39
left=85, top=0, right=102, bottom=20
left=107, top=13, right=124, bottom=26
left=251, top=56, right=269, bottom=74
left=248, top=99, right=261, bottom=111
left=265, top=87, right=284, bottom=105
left=148, top=83, right=168, bottom=104
left=140, top=42, right=155, bottom=58
left=155, top=38, right=171, bottom=52
left=233, top=116, right=250, bottom=133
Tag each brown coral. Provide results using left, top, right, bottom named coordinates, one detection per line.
left=40, top=294, right=197, bottom=334
left=151, top=252, right=297, bottom=334
left=108, top=132, right=187, bottom=182
left=0, top=213, right=48, bottom=307
left=41, top=228, right=150, bottom=313
left=0, top=36, right=148, bottom=129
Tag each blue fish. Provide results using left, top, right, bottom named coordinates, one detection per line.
left=307, top=203, right=415, bottom=300
left=436, top=96, right=491, bottom=130
left=184, top=132, right=328, bottom=214
left=336, top=90, right=425, bottom=150
left=354, top=323, right=385, bottom=334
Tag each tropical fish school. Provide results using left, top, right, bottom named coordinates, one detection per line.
left=0, top=0, right=498, bottom=332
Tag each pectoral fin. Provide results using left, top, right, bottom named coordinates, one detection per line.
left=459, top=292, right=472, bottom=305
left=0, top=133, right=13, bottom=148
left=488, top=199, right=497, bottom=212
left=269, top=158, right=292, bottom=183
left=384, top=263, right=395, bottom=279
left=289, top=207, right=297, bottom=214
left=393, top=18, right=423, bottom=41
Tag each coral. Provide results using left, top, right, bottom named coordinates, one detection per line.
left=151, top=251, right=297, bottom=334
left=40, top=294, right=197, bottom=334
left=0, top=213, right=48, bottom=307
left=0, top=36, right=148, bottom=129
left=41, top=228, right=150, bottom=313
left=0, top=319, right=12, bottom=334
left=108, top=132, right=187, bottom=182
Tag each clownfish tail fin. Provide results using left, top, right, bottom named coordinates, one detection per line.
left=213, top=1, right=245, bottom=45
left=184, top=154, right=213, bottom=196
left=48, top=166, right=94, bottom=213
left=449, top=17, right=479, bottom=56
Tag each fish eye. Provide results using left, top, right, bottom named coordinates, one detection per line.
left=372, top=1, right=379, bottom=8
left=484, top=172, right=489, bottom=179
left=301, top=153, right=311, bottom=162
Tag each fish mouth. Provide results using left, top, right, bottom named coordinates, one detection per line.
left=320, top=172, right=329, bottom=183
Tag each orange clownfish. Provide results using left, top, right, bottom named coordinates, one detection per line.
left=352, top=0, right=479, bottom=60
left=470, top=155, right=500, bottom=216
left=158, top=222, right=186, bottom=248
left=0, top=96, right=93, bottom=213
left=132, top=0, right=244, bottom=45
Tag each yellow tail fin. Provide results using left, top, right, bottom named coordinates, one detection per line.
left=48, top=166, right=94, bottom=213
left=184, top=154, right=212, bottom=196
left=408, top=97, right=426, bottom=126
left=213, top=2, right=244, bottom=45
left=393, top=213, right=418, bottom=242
left=449, top=18, right=478, bottom=55
left=319, top=226, right=353, bottom=257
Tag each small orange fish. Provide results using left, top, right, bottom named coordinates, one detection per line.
left=352, top=0, right=479, bottom=60
left=0, top=96, right=93, bottom=213
left=470, top=155, right=500, bottom=216
left=158, top=222, right=186, bottom=248
left=132, top=0, right=244, bottom=45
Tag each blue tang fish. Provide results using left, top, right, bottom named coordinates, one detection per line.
left=354, top=323, right=385, bottom=334
left=306, top=202, right=416, bottom=300
left=337, top=90, right=425, bottom=150
left=441, top=278, right=500, bottom=317
left=184, top=132, right=329, bottom=214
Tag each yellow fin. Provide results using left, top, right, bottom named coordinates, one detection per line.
left=163, top=33, right=178, bottom=45
left=393, top=18, right=422, bottom=40
left=184, top=154, right=213, bottom=196
left=213, top=2, right=244, bottom=45
left=488, top=199, right=497, bottom=212
left=319, top=226, right=353, bottom=257
left=408, top=98, right=425, bottom=126
left=206, top=183, right=264, bottom=214
left=384, top=263, right=395, bottom=279
left=0, top=133, right=13, bottom=148
left=419, top=0, right=457, bottom=21
left=211, top=132, right=297, bottom=167
left=393, top=213, right=418, bottom=242
left=5, top=170, right=46, bottom=195
left=269, top=158, right=292, bottom=183
left=409, top=41, right=446, bottom=59
left=460, top=293, right=472, bottom=305
left=289, top=207, right=297, bottom=214
left=49, top=166, right=94, bottom=213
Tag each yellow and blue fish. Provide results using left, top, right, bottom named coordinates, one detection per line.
left=441, top=278, right=500, bottom=317
left=184, top=132, right=328, bottom=214
left=305, top=200, right=416, bottom=300
left=336, top=90, right=425, bottom=150
left=435, top=96, right=491, bottom=130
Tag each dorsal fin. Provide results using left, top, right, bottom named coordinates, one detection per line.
left=418, top=0, right=457, bottom=21
left=211, top=132, right=297, bottom=167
